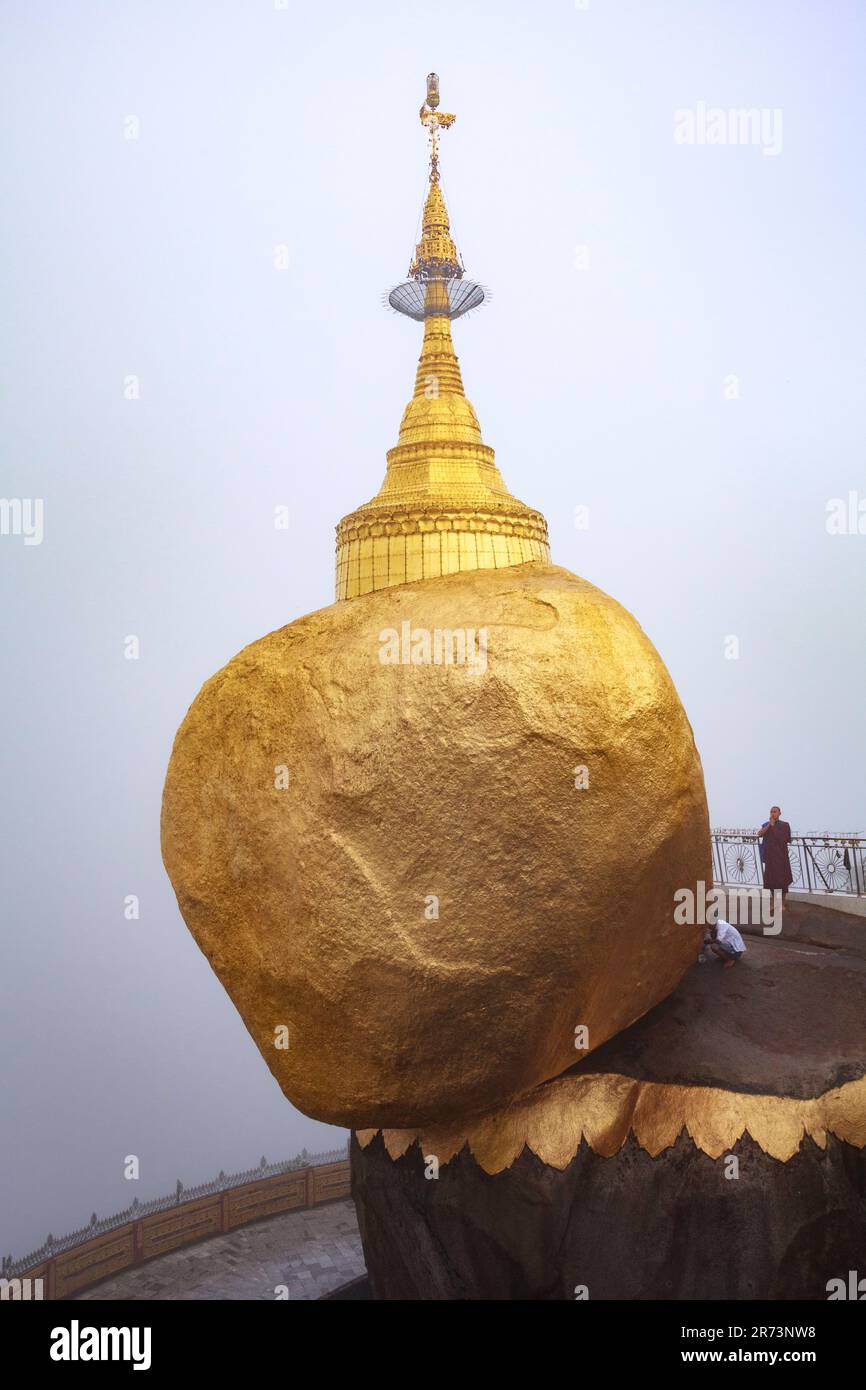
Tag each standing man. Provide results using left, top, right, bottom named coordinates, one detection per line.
left=758, top=805, right=793, bottom=908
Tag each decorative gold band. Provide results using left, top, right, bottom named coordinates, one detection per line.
left=357, top=1070, right=866, bottom=1171
left=335, top=505, right=550, bottom=599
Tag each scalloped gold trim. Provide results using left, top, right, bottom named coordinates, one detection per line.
left=357, top=1071, right=866, bottom=1173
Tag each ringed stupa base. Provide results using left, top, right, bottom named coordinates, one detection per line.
left=352, top=922, right=866, bottom=1300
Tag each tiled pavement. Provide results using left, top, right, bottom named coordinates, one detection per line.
left=74, top=1199, right=366, bottom=1301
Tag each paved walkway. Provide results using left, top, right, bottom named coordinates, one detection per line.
left=74, top=1199, right=365, bottom=1301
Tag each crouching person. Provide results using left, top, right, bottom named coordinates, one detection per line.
left=706, top=919, right=747, bottom=968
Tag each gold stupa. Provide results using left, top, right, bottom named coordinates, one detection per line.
left=335, top=74, right=549, bottom=599
left=161, top=75, right=711, bottom=1131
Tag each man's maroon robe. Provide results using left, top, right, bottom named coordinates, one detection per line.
left=762, top=820, right=793, bottom=891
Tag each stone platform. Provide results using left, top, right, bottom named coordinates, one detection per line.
left=573, top=926, right=866, bottom=1099
left=73, top=1199, right=365, bottom=1301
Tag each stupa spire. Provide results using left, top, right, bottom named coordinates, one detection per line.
left=334, top=74, right=550, bottom=601
left=410, top=181, right=463, bottom=283
left=410, top=76, right=462, bottom=282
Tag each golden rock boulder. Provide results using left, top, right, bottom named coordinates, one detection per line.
left=161, top=562, right=710, bottom=1129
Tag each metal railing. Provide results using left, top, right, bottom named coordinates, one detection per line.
left=711, top=829, right=866, bottom=897
left=2, top=1143, right=349, bottom=1280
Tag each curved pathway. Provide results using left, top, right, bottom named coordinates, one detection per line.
left=74, top=1199, right=365, bottom=1301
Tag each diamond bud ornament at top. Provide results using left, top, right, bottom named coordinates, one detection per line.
left=161, top=74, right=711, bottom=1130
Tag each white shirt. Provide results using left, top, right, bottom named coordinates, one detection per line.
left=715, top=920, right=746, bottom=953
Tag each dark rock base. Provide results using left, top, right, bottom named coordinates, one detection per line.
left=351, top=1130, right=866, bottom=1300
